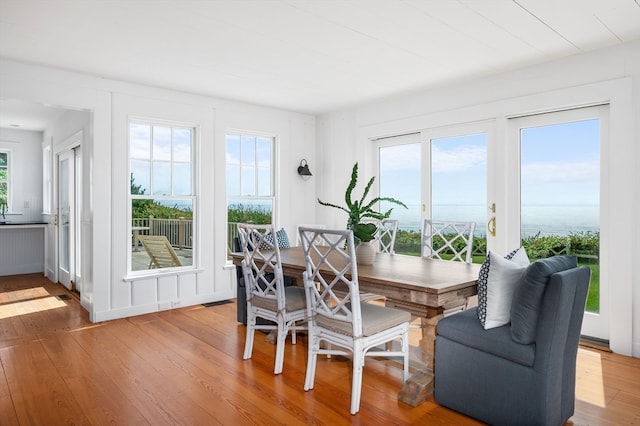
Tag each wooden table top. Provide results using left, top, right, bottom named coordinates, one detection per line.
left=231, top=246, right=481, bottom=311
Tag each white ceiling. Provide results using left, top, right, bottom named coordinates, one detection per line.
left=1, top=0, right=640, bottom=130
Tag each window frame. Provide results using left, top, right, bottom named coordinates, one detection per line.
left=225, top=130, right=276, bottom=251
left=127, top=118, right=198, bottom=275
left=0, top=149, right=11, bottom=213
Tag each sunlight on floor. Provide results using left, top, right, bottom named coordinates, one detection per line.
left=575, top=348, right=606, bottom=407
left=0, top=287, right=50, bottom=304
left=0, top=296, right=67, bottom=319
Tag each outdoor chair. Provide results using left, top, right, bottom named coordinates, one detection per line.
left=137, top=235, right=182, bottom=269
left=298, top=226, right=410, bottom=414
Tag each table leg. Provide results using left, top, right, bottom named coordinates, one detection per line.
left=397, top=313, right=443, bottom=407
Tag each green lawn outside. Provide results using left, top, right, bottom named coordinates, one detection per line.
left=394, top=230, right=600, bottom=313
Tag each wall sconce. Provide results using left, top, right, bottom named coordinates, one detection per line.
left=297, top=159, right=312, bottom=180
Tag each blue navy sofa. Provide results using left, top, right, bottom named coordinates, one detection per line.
left=434, top=256, right=590, bottom=426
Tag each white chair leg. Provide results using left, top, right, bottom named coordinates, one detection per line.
left=274, top=323, right=287, bottom=375
left=304, top=335, right=319, bottom=391
left=243, top=316, right=256, bottom=360
left=350, top=351, right=365, bottom=415
left=402, top=332, right=410, bottom=381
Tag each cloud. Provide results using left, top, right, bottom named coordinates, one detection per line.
left=432, top=145, right=486, bottom=173
left=379, top=143, right=421, bottom=170
left=522, top=161, right=599, bottom=182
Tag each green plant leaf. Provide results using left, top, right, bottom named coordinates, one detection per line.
left=353, top=222, right=377, bottom=242
left=317, top=162, right=408, bottom=230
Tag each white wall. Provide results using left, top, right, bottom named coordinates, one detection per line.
left=316, top=40, right=640, bottom=357
left=0, top=58, right=316, bottom=322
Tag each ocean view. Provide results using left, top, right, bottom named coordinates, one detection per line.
left=227, top=201, right=599, bottom=238
left=387, top=204, right=599, bottom=237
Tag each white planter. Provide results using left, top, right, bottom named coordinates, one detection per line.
left=355, top=241, right=376, bottom=265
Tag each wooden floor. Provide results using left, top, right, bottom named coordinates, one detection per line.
left=1, top=274, right=639, bottom=425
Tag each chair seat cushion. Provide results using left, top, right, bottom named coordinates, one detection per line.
left=252, top=286, right=307, bottom=312
left=437, top=307, right=535, bottom=367
left=284, top=286, right=308, bottom=311
left=317, top=302, right=410, bottom=337
left=510, top=256, right=578, bottom=344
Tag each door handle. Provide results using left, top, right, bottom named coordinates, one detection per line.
left=488, top=217, right=496, bottom=237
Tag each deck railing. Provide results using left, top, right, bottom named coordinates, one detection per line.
left=132, top=216, right=193, bottom=249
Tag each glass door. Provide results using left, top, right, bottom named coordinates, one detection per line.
left=508, top=105, right=608, bottom=341
left=57, top=149, right=75, bottom=289
left=376, top=123, right=489, bottom=262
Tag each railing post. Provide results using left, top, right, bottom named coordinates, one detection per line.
left=178, top=217, right=185, bottom=250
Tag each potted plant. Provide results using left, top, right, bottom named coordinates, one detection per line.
left=318, top=162, right=407, bottom=263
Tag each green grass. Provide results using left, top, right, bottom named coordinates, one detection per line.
left=394, top=229, right=600, bottom=312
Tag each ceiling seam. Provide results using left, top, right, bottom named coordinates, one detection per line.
left=511, top=0, right=583, bottom=52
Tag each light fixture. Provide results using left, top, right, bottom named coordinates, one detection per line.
left=297, top=159, right=312, bottom=180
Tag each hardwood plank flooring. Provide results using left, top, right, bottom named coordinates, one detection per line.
left=1, top=273, right=639, bottom=425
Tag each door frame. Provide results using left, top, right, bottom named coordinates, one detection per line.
left=54, top=130, right=82, bottom=290
left=506, top=105, right=609, bottom=340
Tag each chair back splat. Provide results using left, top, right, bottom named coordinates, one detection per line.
left=237, top=223, right=307, bottom=375
left=298, top=226, right=410, bottom=415
left=361, top=218, right=399, bottom=254
left=422, top=220, right=476, bottom=263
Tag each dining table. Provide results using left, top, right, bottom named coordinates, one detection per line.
left=230, top=246, right=481, bottom=406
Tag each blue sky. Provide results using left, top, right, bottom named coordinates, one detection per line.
left=378, top=119, right=600, bottom=233
left=130, top=123, right=193, bottom=196
left=379, top=119, right=600, bottom=207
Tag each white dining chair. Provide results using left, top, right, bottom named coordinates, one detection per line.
left=421, top=219, right=476, bottom=263
left=377, top=219, right=399, bottom=254
left=237, top=223, right=307, bottom=375
left=296, top=224, right=326, bottom=246
left=298, top=226, right=410, bottom=415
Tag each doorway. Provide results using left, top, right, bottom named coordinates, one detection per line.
left=56, top=132, right=82, bottom=293
left=507, top=105, right=607, bottom=341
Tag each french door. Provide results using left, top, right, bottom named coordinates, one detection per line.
left=376, top=121, right=490, bottom=258
left=56, top=145, right=82, bottom=292
left=507, top=105, right=608, bottom=341
left=376, top=106, right=608, bottom=341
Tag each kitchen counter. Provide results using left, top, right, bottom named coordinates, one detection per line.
left=0, top=221, right=48, bottom=227
left=0, top=222, right=48, bottom=276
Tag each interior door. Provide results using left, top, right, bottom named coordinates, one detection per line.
left=507, top=105, right=608, bottom=341
left=57, top=149, right=75, bottom=290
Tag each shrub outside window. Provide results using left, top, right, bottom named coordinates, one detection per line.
left=226, top=132, right=274, bottom=251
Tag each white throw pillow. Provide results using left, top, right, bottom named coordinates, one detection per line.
left=479, top=248, right=530, bottom=330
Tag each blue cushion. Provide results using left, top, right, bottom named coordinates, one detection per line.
left=510, top=256, right=578, bottom=344
left=437, top=307, right=535, bottom=367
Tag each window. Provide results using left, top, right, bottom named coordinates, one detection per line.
left=225, top=132, right=274, bottom=250
left=0, top=151, right=9, bottom=215
left=518, top=115, right=601, bottom=313
left=376, top=127, right=488, bottom=261
left=129, top=121, right=195, bottom=271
